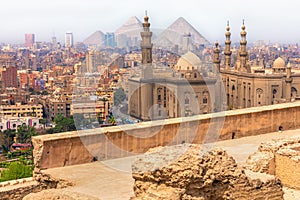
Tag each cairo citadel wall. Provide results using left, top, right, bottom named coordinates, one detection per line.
left=32, top=102, right=300, bottom=170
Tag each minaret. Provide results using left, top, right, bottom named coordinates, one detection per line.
left=285, top=62, right=293, bottom=102
left=141, top=11, right=153, bottom=64
left=239, top=20, right=250, bottom=72
left=213, top=41, right=221, bottom=73
left=224, top=21, right=232, bottom=70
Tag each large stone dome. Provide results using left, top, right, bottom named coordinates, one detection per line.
left=273, top=57, right=285, bottom=68
left=176, top=51, right=202, bottom=71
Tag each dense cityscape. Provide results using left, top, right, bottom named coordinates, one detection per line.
left=1, top=3, right=300, bottom=198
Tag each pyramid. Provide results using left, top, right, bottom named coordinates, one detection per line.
left=83, top=31, right=105, bottom=46
left=155, top=17, right=209, bottom=47
left=115, top=16, right=143, bottom=38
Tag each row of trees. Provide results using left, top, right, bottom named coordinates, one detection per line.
left=0, top=126, right=37, bottom=153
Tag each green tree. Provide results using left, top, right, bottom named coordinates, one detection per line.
left=108, top=115, right=117, bottom=125
left=50, top=115, right=76, bottom=133
left=114, top=87, right=126, bottom=106
left=39, top=118, right=47, bottom=129
left=1, top=129, right=16, bottom=150
left=17, top=125, right=37, bottom=143
left=96, top=113, right=103, bottom=124
left=0, top=161, right=33, bottom=182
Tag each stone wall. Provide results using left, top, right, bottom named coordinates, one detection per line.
left=32, top=102, right=300, bottom=170
left=246, top=138, right=300, bottom=189
left=130, top=144, right=284, bottom=200
left=0, top=172, right=72, bottom=200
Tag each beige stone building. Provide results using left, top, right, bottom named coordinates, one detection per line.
left=128, top=14, right=217, bottom=121
left=128, top=15, right=300, bottom=121
left=0, top=103, right=43, bottom=119
left=217, top=21, right=300, bottom=110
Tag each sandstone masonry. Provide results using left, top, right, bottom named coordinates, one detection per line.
left=131, top=144, right=284, bottom=200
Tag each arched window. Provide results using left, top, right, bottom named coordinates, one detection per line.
left=292, top=87, right=298, bottom=98
left=232, top=85, right=235, bottom=91
left=256, top=88, right=263, bottom=100
left=158, top=95, right=161, bottom=101
left=203, top=91, right=209, bottom=104
left=272, top=89, right=277, bottom=99
left=185, top=97, right=189, bottom=105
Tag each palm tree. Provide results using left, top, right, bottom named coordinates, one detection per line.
left=2, top=129, right=15, bottom=150
left=101, top=97, right=108, bottom=122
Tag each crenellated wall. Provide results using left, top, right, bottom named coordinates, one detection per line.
left=32, top=102, right=300, bottom=170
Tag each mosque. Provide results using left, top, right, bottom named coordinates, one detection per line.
left=128, top=14, right=300, bottom=121
left=218, top=21, right=300, bottom=109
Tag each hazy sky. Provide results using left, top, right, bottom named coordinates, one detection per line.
left=1, top=0, right=300, bottom=44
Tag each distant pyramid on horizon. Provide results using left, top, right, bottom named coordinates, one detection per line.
left=154, top=17, right=209, bottom=47
left=83, top=31, right=105, bottom=46
left=115, top=16, right=143, bottom=37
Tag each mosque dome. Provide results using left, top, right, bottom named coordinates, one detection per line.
left=273, top=57, right=285, bottom=68
left=176, top=51, right=202, bottom=71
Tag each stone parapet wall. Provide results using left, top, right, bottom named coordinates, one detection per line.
left=32, top=102, right=300, bottom=170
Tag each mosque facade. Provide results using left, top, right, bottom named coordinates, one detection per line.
left=128, top=14, right=300, bottom=121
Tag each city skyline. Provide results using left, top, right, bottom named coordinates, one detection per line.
left=0, top=0, right=300, bottom=44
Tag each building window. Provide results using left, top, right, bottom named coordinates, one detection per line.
left=158, top=95, right=161, bottom=101
left=203, top=97, right=208, bottom=104
left=185, top=97, right=189, bottom=105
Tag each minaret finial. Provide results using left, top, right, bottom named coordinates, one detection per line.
left=215, top=40, right=219, bottom=48
left=227, top=20, right=229, bottom=26
left=243, top=19, right=245, bottom=25
left=145, top=10, right=147, bottom=16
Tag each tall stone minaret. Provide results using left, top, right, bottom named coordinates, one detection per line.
left=141, top=11, right=153, bottom=64
left=285, top=62, right=293, bottom=102
left=239, top=20, right=250, bottom=72
left=213, top=41, right=221, bottom=73
left=224, top=21, right=232, bottom=70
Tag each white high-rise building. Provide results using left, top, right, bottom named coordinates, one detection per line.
left=65, top=32, right=74, bottom=48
